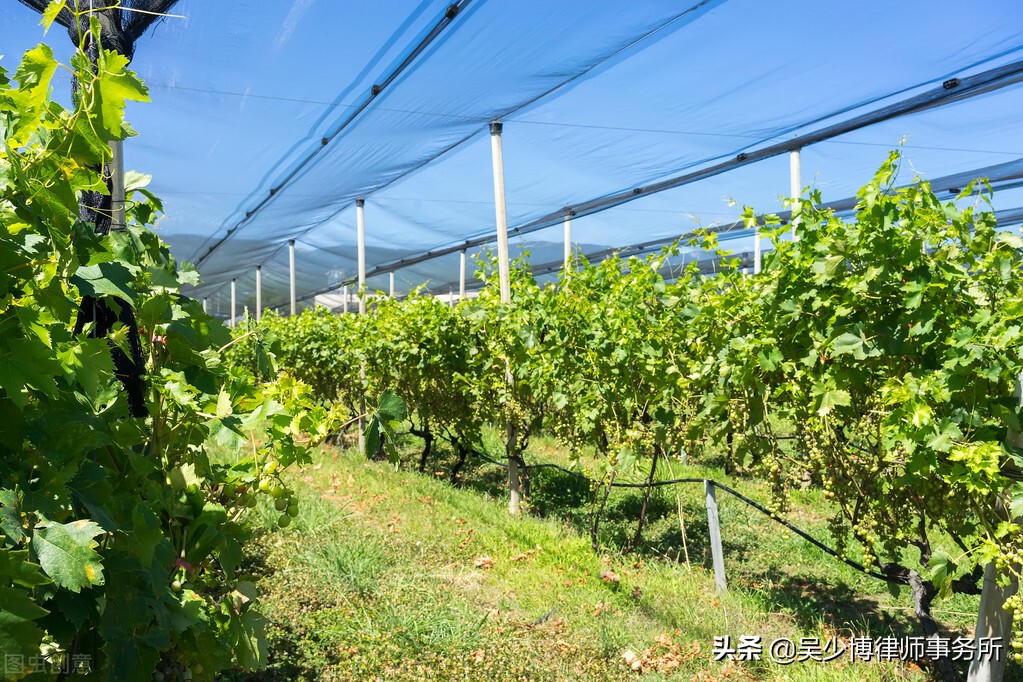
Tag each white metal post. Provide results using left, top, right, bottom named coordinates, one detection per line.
left=968, top=374, right=1023, bottom=682
left=230, top=279, right=237, bottom=330
left=490, top=121, right=511, bottom=305
left=343, top=285, right=349, bottom=314
left=110, top=139, right=126, bottom=231
left=459, top=250, right=466, bottom=300
left=357, top=198, right=366, bottom=315
left=288, top=239, right=296, bottom=316
left=564, top=209, right=572, bottom=273
left=202, top=298, right=207, bottom=314
left=490, top=119, right=521, bottom=515
left=705, top=480, right=726, bottom=592
left=753, top=225, right=761, bottom=274
left=356, top=197, right=367, bottom=454
left=255, top=266, right=262, bottom=321
left=389, top=272, right=395, bottom=297
left=790, top=148, right=802, bottom=240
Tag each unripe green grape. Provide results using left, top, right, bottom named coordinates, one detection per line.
left=287, top=503, right=299, bottom=517
left=171, top=580, right=182, bottom=593
left=274, top=498, right=288, bottom=511
left=270, top=485, right=287, bottom=499
left=257, top=478, right=272, bottom=493
left=278, top=515, right=292, bottom=528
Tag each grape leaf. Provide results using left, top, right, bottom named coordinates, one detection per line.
left=7, top=44, right=57, bottom=145
left=32, top=519, right=105, bottom=592
left=58, top=337, right=116, bottom=398
left=0, top=489, right=24, bottom=547
left=72, top=262, right=137, bottom=303
left=234, top=609, right=268, bottom=670
left=831, top=332, right=866, bottom=359
left=377, top=389, right=407, bottom=422
left=0, top=337, right=60, bottom=407
left=0, top=549, right=50, bottom=588
left=40, top=0, right=67, bottom=32
left=0, top=586, right=47, bottom=663
left=93, top=48, right=150, bottom=140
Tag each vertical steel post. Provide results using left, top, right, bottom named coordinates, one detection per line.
left=459, top=250, right=466, bottom=300
left=357, top=198, right=366, bottom=315
left=490, top=120, right=521, bottom=515
left=753, top=225, right=761, bottom=274
left=356, top=197, right=367, bottom=454
left=255, top=266, right=262, bottom=321
left=110, top=140, right=126, bottom=232
left=705, top=480, right=726, bottom=593
left=202, top=298, right=207, bottom=314
left=389, top=272, right=395, bottom=297
left=230, top=279, right=237, bottom=330
left=490, top=121, right=511, bottom=304
left=288, top=239, right=296, bottom=316
left=790, top=148, right=802, bottom=241
left=968, top=374, right=1023, bottom=682
left=564, top=209, right=572, bottom=273
left=343, top=285, right=349, bottom=314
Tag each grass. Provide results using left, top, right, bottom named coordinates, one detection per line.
left=221, top=427, right=1012, bottom=681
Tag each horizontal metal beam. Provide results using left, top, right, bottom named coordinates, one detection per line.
left=358, top=57, right=1023, bottom=280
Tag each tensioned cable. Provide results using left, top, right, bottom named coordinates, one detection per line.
left=136, top=79, right=1023, bottom=158
left=467, top=447, right=889, bottom=581
left=243, top=48, right=1023, bottom=308
left=279, top=128, right=1023, bottom=307
left=241, top=0, right=730, bottom=279
left=198, top=44, right=1023, bottom=305
left=193, top=0, right=475, bottom=269
left=349, top=55, right=1023, bottom=287
left=194, top=1, right=725, bottom=277
left=429, top=158, right=1023, bottom=288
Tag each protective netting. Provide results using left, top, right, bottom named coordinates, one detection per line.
left=4, top=0, right=1023, bottom=316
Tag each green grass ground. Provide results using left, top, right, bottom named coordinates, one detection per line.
left=222, top=429, right=1015, bottom=681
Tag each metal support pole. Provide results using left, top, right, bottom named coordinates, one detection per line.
left=356, top=197, right=366, bottom=454
left=110, top=139, right=126, bottom=232
left=288, top=239, right=296, bottom=316
left=230, top=279, right=237, bottom=330
left=490, top=119, right=521, bottom=515
left=753, top=226, right=761, bottom=274
left=790, top=148, right=802, bottom=240
left=389, top=272, right=395, bottom=297
left=343, top=285, right=349, bottom=314
left=705, top=480, right=726, bottom=593
left=202, top=298, right=207, bottom=314
left=968, top=374, right=1023, bottom=682
left=564, top=209, right=572, bottom=273
left=490, top=121, right=511, bottom=305
left=459, top=250, right=466, bottom=299
left=255, top=266, right=262, bottom=321
left=357, top=198, right=366, bottom=315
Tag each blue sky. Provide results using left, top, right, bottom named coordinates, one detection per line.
left=4, top=0, right=1023, bottom=313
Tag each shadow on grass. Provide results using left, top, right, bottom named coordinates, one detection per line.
left=373, top=433, right=1006, bottom=678
left=522, top=468, right=947, bottom=647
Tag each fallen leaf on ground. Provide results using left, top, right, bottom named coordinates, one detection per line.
left=600, top=570, right=620, bottom=583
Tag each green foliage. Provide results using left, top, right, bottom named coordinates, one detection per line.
left=250, top=152, right=1023, bottom=652
left=0, top=14, right=336, bottom=681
